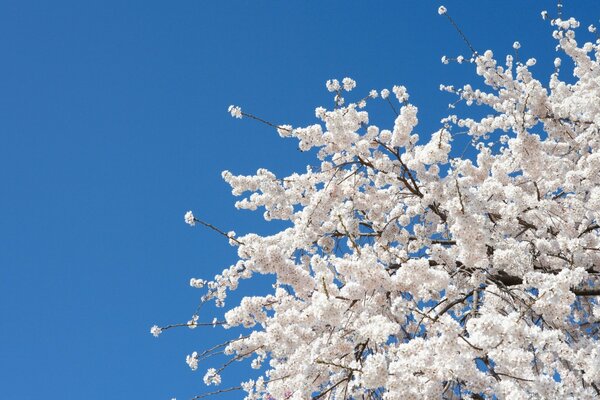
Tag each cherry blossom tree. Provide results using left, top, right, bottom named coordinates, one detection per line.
left=153, top=6, right=600, bottom=399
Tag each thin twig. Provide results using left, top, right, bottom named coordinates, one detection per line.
left=443, top=12, right=477, bottom=55
left=159, top=320, right=226, bottom=332
left=194, top=218, right=244, bottom=245
left=240, top=112, right=292, bottom=133
left=191, top=386, right=242, bottom=400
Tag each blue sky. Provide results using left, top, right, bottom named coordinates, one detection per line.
left=2, top=1, right=599, bottom=399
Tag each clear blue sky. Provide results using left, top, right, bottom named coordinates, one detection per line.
left=2, top=1, right=599, bottom=399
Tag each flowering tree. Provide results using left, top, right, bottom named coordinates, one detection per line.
left=153, top=6, right=600, bottom=399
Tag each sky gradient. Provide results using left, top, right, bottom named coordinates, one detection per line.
left=2, top=1, right=600, bottom=399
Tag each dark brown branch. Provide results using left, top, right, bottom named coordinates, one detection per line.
left=388, top=260, right=600, bottom=296
left=492, top=270, right=600, bottom=296
left=315, top=359, right=361, bottom=372
left=579, top=224, right=600, bottom=238
left=432, top=291, right=474, bottom=322
left=408, top=236, right=456, bottom=245
left=312, top=375, right=351, bottom=400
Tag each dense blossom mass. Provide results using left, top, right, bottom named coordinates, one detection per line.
left=154, top=8, right=600, bottom=400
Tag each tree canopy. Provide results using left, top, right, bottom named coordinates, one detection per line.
left=154, top=6, right=600, bottom=399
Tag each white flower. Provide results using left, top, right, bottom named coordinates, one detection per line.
left=277, top=124, right=292, bottom=137
left=150, top=325, right=162, bottom=337
left=457, top=55, right=464, bottom=64
left=369, top=89, right=378, bottom=98
left=325, top=79, right=340, bottom=92
left=438, top=5, right=447, bottom=15
left=314, top=107, right=327, bottom=119
left=184, top=211, right=195, bottom=226
left=392, top=85, right=409, bottom=103
left=513, top=41, right=521, bottom=50
left=541, top=10, right=548, bottom=20
left=589, top=24, right=596, bottom=33
left=188, top=314, right=199, bottom=329
left=203, top=368, right=221, bottom=385
left=441, top=55, right=449, bottom=64
left=227, top=105, right=242, bottom=119
left=190, top=278, right=206, bottom=288
left=342, top=77, right=356, bottom=91
left=186, top=352, right=199, bottom=370
left=251, top=354, right=265, bottom=369
left=158, top=10, right=600, bottom=398
left=554, top=57, right=562, bottom=68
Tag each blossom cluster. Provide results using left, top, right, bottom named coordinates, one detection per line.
left=156, top=9, right=600, bottom=400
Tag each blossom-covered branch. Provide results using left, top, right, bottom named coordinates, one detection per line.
left=155, top=5, right=600, bottom=399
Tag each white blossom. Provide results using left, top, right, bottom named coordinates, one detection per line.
left=190, top=278, right=206, bottom=288
left=325, top=79, right=340, bottom=92
left=150, top=325, right=162, bottom=337
left=438, top=5, right=447, bottom=15
left=203, top=368, right=221, bottom=386
left=227, top=105, right=242, bottom=119
left=186, top=352, right=198, bottom=371
left=187, top=314, right=199, bottom=329
left=392, top=85, right=409, bottom=103
left=184, top=211, right=195, bottom=226
left=276, top=124, right=292, bottom=137
left=342, top=77, right=356, bottom=91
left=554, top=57, right=562, bottom=68
left=160, top=9, right=600, bottom=400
